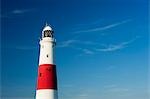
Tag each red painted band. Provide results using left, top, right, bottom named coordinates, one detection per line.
left=37, top=64, right=57, bottom=90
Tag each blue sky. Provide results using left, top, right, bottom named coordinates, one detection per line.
left=1, top=0, right=149, bottom=99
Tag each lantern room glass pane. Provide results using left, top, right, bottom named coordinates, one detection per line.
left=44, top=30, right=52, bottom=37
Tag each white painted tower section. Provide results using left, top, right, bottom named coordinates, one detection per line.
left=36, top=24, right=58, bottom=99
left=36, top=90, right=58, bottom=99
left=39, top=37, right=55, bottom=65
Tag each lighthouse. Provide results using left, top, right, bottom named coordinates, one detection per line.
left=36, top=24, right=58, bottom=99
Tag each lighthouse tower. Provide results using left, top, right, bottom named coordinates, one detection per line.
left=36, top=24, right=58, bottom=99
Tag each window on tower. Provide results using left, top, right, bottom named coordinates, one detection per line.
left=43, top=30, right=53, bottom=37
left=39, top=73, right=42, bottom=77
left=46, top=54, right=49, bottom=58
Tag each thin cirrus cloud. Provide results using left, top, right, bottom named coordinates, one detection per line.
left=73, top=19, right=131, bottom=34
left=57, top=39, right=100, bottom=48
left=76, top=48, right=94, bottom=55
left=69, top=92, right=89, bottom=99
left=1, top=9, right=34, bottom=18
left=57, top=40, right=95, bottom=55
left=113, top=88, right=129, bottom=92
left=57, top=36, right=139, bottom=55
left=96, top=44, right=125, bottom=52
left=104, top=84, right=130, bottom=93
left=57, top=40, right=79, bottom=48
left=107, top=87, right=130, bottom=93
left=76, top=94, right=89, bottom=99
left=11, top=9, right=28, bottom=14
left=96, top=36, right=140, bottom=52
left=57, top=39, right=95, bottom=54
left=82, top=49, right=94, bottom=55
left=11, top=9, right=34, bottom=14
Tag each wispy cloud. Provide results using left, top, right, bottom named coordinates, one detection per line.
left=57, top=39, right=96, bottom=55
left=77, top=93, right=89, bottom=99
left=96, top=44, right=125, bottom=52
left=82, top=49, right=94, bottom=55
left=11, top=9, right=33, bottom=14
left=1, top=9, right=34, bottom=18
left=11, top=10, right=28, bottom=14
left=108, top=87, right=129, bottom=92
left=69, top=91, right=89, bottom=99
left=57, top=40, right=79, bottom=48
left=96, top=36, right=140, bottom=52
left=74, top=19, right=131, bottom=34
left=104, top=84, right=130, bottom=93
left=76, top=48, right=94, bottom=55
left=57, top=39, right=99, bottom=48
left=57, top=36, right=140, bottom=55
